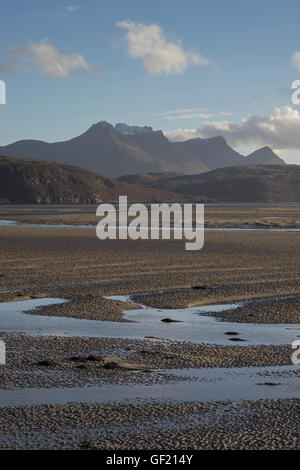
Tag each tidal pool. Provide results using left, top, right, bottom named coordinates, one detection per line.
left=0, top=365, right=298, bottom=408
left=1, top=219, right=300, bottom=231
left=0, top=295, right=299, bottom=346
left=0, top=296, right=299, bottom=407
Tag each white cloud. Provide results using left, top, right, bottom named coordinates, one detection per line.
left=164, top=106, right=300, bottom=150
left=165, top=112, right=214, bottom=120
left=291, top=51, right=300, bottom=70
left=65, top=6, right=80, bottom=12
left=0, top=61, right=28, bottom=74
left=8, top=40, right=90, bottom=77
left=54, top=5, right=80, bottom=16
left=116, top=20, right=214, bottom=75
left=164, top=127, right=204, bottom=141
left=159, top=108, right=231, bottom=121
left=158, top=107, right=205, bottom=116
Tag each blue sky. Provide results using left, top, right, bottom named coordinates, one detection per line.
left=1, top=0, right=300, bottom=163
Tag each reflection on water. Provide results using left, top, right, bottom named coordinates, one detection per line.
left=0, top=219, right=300, bottom=231
left=0, top=365, right=298, bottom=408
left=0, top=295, right=299, bottom=346
left=0, top=297, right=299, bottom=406
left=0, top=220, right=20, bottom=226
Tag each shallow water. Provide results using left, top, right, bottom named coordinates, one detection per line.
left=0, top=365, right=298, bottom=408
left=0, top=297, right=299, bottom=407
left=0, top=296, right=299, bottom=346
left=0, top=220, right=20, bottom=226
left=0, top=219, right=299, bottom=232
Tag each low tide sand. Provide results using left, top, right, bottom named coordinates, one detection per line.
left=0, top=205, right=299, bottom=449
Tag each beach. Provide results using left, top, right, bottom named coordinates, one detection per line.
left=0, top=205, right=299, bottom=449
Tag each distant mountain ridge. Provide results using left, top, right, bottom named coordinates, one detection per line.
left=0, top=155, right=180, bottom=204
left=118, top=171, right=183, bottom=186
left=246, top=147, right=283, bottom=165
left=115, top=123, right=154, bottom=135
left=0, top=155, right=298, bottom=204
left=0, top=121, right=285, bottom=178
left=141, top=165, right=300, bottom=202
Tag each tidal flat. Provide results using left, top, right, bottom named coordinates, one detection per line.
left=0, top=204, right=299, bottom=450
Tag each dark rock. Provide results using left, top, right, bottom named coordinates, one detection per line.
left=256, top=382, right=282, bottom=386
left=69, top=355, right=102, bottom=363
left=103, top=361, right=119, bottom=370
left=69, top=356, right=84, bottom=362
left=36, top=359, right=56, bottom=367
left=86, top=355, right=102, bottom=362
left=161, top=318, right=182, bottom=323
left=80, top=440, right=95, bottom=449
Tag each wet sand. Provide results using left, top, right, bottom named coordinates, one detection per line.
left=0, top=225, right=299, bottom=323
left=0, top=399, right=298, bottom=450
left=1, top=203, right=300, bottom=229
left=0, top=206, right=299, bottom=449
left=0, top=332, right=295, bottom=390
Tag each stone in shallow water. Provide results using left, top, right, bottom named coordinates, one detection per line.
left=68, top=355, right=102, bottom=363
left=228, top=337, right=246, bottom=342
left=102, top=358, right=152, bottom=371
left=86, top=355, right=102, bottom=362
left=161, top=318, right=182, bottom=323
left=256, top=382, right=282, bottom=386
left=36, top=359, right=56, bottom=367
left=0, top=295, right=298, bottom=347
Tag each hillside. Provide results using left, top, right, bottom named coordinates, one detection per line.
left=245, top=147, right=284, bottom=165
left=0, top=155, right=180, bottom=204
left=0, top=122, right=285, bottom=178
left=117, top=171, right=183, bottom=186
left=147, top=165, right=300, bottom=202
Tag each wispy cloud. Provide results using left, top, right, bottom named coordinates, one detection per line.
left=291, top=51, right=300, bottom=70
left=158, top=107, right=205, bottom=116
left=6, top=40, right=90, bottom=77
left=164, top=128, right=204, bottom=141
left=159, top=108, right=231, bottom=121
left=65, top=6, right=80, bottom=12
left=0, top=61, right=28, bottom=74
left=164, top=106, right=300, bottom=150
left=54, top=5, right=80, bottom=17
left=165, top=112, right=214, bottom=120
left=116, top=20, right=214, bottom=75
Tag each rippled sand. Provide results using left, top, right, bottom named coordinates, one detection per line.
left=0, top=206, right=299, bottom=449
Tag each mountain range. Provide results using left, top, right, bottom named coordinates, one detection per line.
left=0, top=155, right=179, bottom=204
left=0, top=122, right=285, bottom=178
left=120, top=165, right=300, bottom=202
left=0, top=154, right=298, bottom=204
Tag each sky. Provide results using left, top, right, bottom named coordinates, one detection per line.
left=1, top=0, right=300, bottom=163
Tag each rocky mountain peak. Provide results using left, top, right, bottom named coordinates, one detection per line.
left=115, top=123, right=154, bottom=135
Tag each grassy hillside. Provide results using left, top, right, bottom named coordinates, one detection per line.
left=148, top=165, right=300, bottom=202
left=0, top=155, right=180, bottom=203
